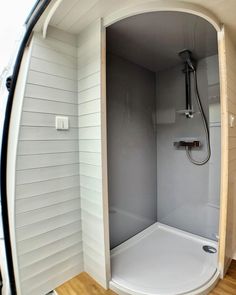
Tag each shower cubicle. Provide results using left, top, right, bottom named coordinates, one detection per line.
left=106, top=11, right=221, bottom=295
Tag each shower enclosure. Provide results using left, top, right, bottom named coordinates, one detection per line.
left=106, top=11, right=221, bottom=295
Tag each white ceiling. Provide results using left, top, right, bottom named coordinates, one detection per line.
left=48, top=0, right=236, bottom=43
left=107, top=11, right=218, bottom=72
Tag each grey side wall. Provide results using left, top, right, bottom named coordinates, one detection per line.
left=156, top=55, right=220, bottom=240
left=107, top=53, right=157, bottom=248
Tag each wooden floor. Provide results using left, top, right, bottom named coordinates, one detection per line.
left=56, top=260, right=236, bottom=295
left=56, top=272, right=116, bottom=295
left=209, top=260, right=236, bottom=295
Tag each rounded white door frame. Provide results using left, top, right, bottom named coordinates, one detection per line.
left=103, top=0, right=221, bottom=32
left=102, top=0, right=226, bottom=285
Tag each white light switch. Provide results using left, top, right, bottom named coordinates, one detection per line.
left=55, top=116, right=69, bottom=130
left=229, top=114, right=235, bottom=128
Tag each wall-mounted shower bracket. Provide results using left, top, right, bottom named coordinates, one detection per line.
left=179, top=50, right=196, bottom=119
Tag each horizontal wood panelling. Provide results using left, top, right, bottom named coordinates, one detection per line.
left=25, top=84, right=77, bottom=104
left=16, top=187, right=79, bottom=213
left=14, top=28, right=83, bottom=295
left=80, top=163, right=101, bottom=179
left=77, top=51, right=100, bottom=69
left=16, top=210, right=81, bottom=242
left=31, top=44, right=77, bottom=69
left=19, top=126, right=78, bottom=141
left=13, top=21, right=108, bottom=293
left=80, top=175, right=102, bottom=193
left=17, top=152, right=79, bottom=170
left=46, top=26, right=78, bottom=46
left=21, top=111, right=78, bottom=128
left=83, top=241, right=105, bottom=267
left=81, top=210, right=104, bottom=243
left=79, top=139, right=101, bottom=152
left=80, top=186, right=103, bottom=204
left=83, top=254, right=106, bottom=288
left=79, top=151, right=101, bottom=166
left=20, top=243, right=83, bottom=281
left=77, top=19, right=107, bottom=287
left=28, top=264, right=84, bottom=295
left=16, top=163, right=79, bottom=185
left=16, top=175, right=79, bottom=199
left=22, top=254, right=83, bottom=295
left=17, top=140, right=79, bottom=155
left=79, top=99, right=101, bottom=116
left=17, top=222, right=81, bottom=255
left=23, top=97, right=77, bottom=116
left=79, top=126, right=101, bottom=140
left=16, top=198, right=80, bottom=228
left=34, top=33, right=77, bottom=58
left=78, top=85, right=100, bottom=104
left=78, top=72, right=100, bottom=92
left=82, top=231, right=105, bottom=257
left=27, top=70, right=77, bottom=92
left=77, top=23, right=100, bottom=57
left=78, top=59, right=100, bottom=80
left=79, top=112, right=100, bottom=127
left=30, top=57, right=77, bottom=80
left=81, top=198, right=103, bottom=219
left=19, top=232, right=82, bottom=268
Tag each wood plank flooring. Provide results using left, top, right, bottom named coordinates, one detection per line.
left=56, top=260, right=236, bottom=295
left=56, top=272, right=116, bottom=295
left=209, top=260, right=236, bottom=295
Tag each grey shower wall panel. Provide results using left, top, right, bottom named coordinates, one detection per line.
left=156, top=56, right=220, bottom=240
left=107, top=53, right=157, bottom=249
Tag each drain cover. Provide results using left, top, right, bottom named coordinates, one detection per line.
left=203, top=245, right=217, bottom=254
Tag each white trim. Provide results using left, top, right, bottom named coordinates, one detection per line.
left=42, top=0, right=64, bottom=38
left=217, top=26, right=229, bottom=278
left=7, top=39, right=34, bottom=295
left=100, top=19, right=111, bottom=288
left=103, top=0, right=221, bottom=32
left=110, top=271, right=220, bottom=295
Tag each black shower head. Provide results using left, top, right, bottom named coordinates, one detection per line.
left=179, top=49, right=196, bottom=70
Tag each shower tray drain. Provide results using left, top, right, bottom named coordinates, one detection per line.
left=202, top=245, right=217, bottom=254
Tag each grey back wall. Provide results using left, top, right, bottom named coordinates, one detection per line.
left=107, top=53, right=157, bottom=249
left=156, top=55, right=220, bottom=240
left=107, top=52, right=220, bottom=248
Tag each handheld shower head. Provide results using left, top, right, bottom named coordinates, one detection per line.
left=179, top=49, right=195, bottom=71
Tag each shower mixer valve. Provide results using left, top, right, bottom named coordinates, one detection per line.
left=174, top=140, right=201, bottom=149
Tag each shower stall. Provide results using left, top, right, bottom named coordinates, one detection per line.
left=106, top=11, right=221, bottom=295
left=5, top=1, right=236, bottom=294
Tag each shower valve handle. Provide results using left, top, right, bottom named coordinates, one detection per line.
left=174, top=141, right=200, bottom=148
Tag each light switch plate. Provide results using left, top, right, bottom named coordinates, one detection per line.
left=55, top=116, right=69, bottom=130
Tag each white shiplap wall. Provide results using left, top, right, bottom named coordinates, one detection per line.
left=77, top=19, right=108, bottom=288
left=14, top=27, right=83, bottom=295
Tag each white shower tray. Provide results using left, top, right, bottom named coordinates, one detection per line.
left=110, top=223, right=219, bottom=295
